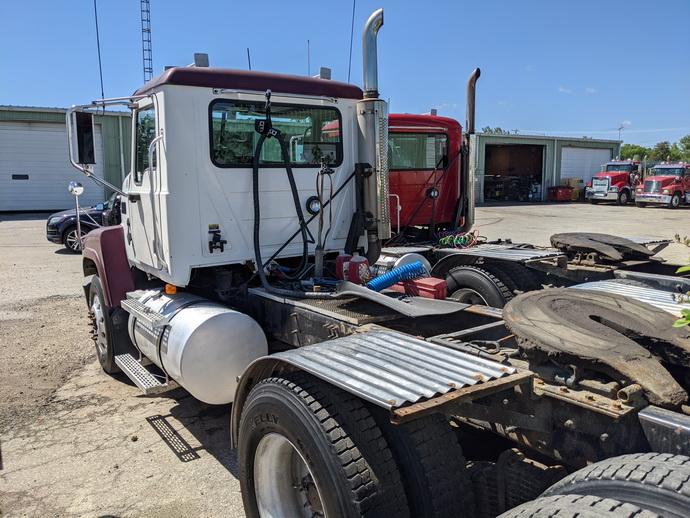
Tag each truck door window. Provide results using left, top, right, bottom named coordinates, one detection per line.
left=209, top=100, right=342, bottom=168
left=134, top=106, right=156, bottom=183
left=388, top=133, right=448, bottom=170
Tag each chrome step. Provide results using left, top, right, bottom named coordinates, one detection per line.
left=121, top=297, right=168, bottom=329
left=114, top=353, right=177, bottom=395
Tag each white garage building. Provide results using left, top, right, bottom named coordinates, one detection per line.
left=471, top=133, right=621, bottom=203
left=0, top=106, right=130, bottom=211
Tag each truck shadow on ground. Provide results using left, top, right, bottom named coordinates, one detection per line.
left=119, top=379, right=239, bottom=478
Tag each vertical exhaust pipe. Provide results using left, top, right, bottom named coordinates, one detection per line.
left=357, top=8, right=389, bottom=263
left=456, top=68, right=480, bottom=231
left=362, top=8, right=384, bottom=99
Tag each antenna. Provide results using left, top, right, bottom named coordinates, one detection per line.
left=247, top=47, right=252, bottom=70
left=93, top=0, right=105, bottom=107
left=140, top=0, right=153, bottom=82
left=347, top=0, right=356, bottom=82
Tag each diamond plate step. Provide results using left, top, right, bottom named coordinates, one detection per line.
left=114, top=353, right=177, bottom=395
left=121, top=297, right=168, bottom=329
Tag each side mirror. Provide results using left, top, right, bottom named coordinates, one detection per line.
left=75, top=112, right=96, bottom=165
left=95, top=203, right=105, bottom=211
left=68, top=181, right=84, bottom=196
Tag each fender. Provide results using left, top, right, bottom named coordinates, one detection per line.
left=82, top=225, right=134, bottom=308
left=429, top=252, right=479, bottom=277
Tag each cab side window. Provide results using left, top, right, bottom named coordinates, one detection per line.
left=134, top=106, right=156, bottom=183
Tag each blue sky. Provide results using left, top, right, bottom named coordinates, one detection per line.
left=2, top=0, right=688, bottom=146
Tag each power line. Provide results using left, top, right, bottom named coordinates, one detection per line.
left=93, top=0, right=105, bottom=105
left=347, top=0, right=356, bottom=83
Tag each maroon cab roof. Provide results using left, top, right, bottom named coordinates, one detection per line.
left=134, top=67, right=364, bottom=99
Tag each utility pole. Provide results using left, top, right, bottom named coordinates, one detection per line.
left=140, top=0, right=153, bottom=82
left=307, top=39, right=311, bottom=76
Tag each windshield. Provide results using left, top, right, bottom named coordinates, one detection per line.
left=605, top=164, right=632, bottom=172
left=651, top=167, right=685, bottom=176
left=388, top=132, right=448, bottom=170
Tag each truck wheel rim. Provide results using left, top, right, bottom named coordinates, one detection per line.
left=254, top=432, right=325, bottom=518
left=90, top=297, right=107, bottom=358
left=65, top=229, right=83, bottom=251
left=450, top=288, right=489, bottom=305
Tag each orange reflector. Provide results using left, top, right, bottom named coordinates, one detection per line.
left=164, top=284, right=177, bottom=295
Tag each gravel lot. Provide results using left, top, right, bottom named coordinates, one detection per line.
left=0, top=203, right=688, bottom=517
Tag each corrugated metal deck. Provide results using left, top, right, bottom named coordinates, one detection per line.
left=573, top=280, right=690, bottom=317
left=271, top=329, right=520, bottom=410
left=436, top=243, right=565, bottom=263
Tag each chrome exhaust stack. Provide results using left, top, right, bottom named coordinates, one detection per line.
left=457, top=68, right=481, bottom=231
left=358, top=8, right=389, bottom=262
left=362, top=8, right=384, bottom=99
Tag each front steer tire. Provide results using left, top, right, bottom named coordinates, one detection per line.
left=542, top=453, right=690, bottom=518
left=238, top=372, right=410, bottom=518
left=498, top=494, right=659, bottom=518
left=88, top=276, right=119, bottom=374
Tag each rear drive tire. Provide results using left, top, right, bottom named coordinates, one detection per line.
left=238, top=372, right=410, bottom=518
left=542, top=453, right=690, bottom=518
left=617, top=190, right=630, bottom=205
left=371, top=410, right=476, bottom=517
left=485, top=261, right=541, bottom=293
left=498, top=494, right=659, bottom=518
left=89, top=276, right=119, bottom=374
left=669, top=193, right=681, bottom=209
left=446, top=265, right=513, bottom=307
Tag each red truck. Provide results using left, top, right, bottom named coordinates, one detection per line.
left=635, top=162, right=690, bottom=208
left=584, top=160, right=641, bottom=205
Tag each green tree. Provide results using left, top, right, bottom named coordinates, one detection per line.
left=620, top=143, right=651, bottom=160
left=678, top=134, right=690, bottom=161
left=649, top=141, right=682, bottom=161
left=481, top=127, right=511, bottom=135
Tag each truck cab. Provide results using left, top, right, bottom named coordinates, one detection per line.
left=388, top=114, right=462, bottom=233
left=635, top=162, right=690, bottom=208
left=585, top=159, right=640, bottom=205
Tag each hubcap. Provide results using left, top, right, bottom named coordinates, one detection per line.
left=254, top=433, right=325, bottom=518
left=65, top=229, right=85, bottom=252
left=450, top=288, right=489, bottom=305
left=90, top=296, right=107, bottom=358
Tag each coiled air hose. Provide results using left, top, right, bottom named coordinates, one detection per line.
left=367, top=261, right=427, bottom=292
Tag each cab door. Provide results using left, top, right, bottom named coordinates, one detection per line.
left=123, top=100, right=165, bottom=271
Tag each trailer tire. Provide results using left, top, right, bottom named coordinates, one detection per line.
left=89, top=276, right=119, bottom=374
left=497, top=494, right=658, bottom=518
left=542, top=453, right=690, bottom=518
left=238, top=372, right=409, bottom=518
left=371, top=410, right=476, bottom=517
left=446, top=265, right=513, bottom=307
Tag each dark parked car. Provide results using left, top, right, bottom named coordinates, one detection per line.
left=46, top=193, right=121, bottom=252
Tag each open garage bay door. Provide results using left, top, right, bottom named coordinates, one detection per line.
left=484, top=144, right=544, bottom=202
left=560, top=147, right=612, bottom=185
left=0, top=121, right=105, bottom=211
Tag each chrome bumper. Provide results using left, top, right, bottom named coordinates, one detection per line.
left=636, top=193, right=671, bottom=204
left=585, top=189, right=618, bottom=201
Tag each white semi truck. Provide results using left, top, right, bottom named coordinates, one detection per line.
left=66, top=9, right=690, bottom=517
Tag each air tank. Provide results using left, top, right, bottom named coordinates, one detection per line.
left=128, top=290, right=267, bottom=404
